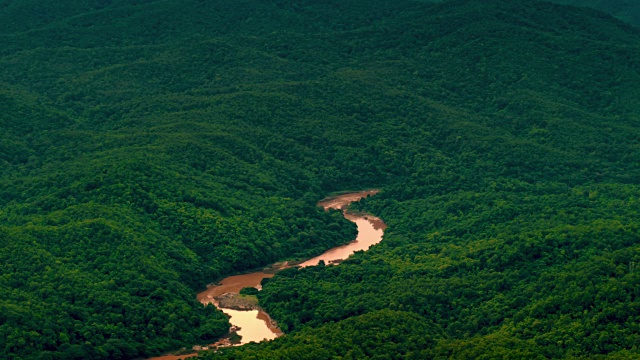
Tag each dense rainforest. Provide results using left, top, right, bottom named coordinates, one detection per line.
left=411, top=0, right=640, bottom=25
left=1, top=0, right=639, bottom=359
left=551, top=0, right=640, bottom=25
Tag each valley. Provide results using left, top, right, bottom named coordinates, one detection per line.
left=1, top=0, right=639, bottom=359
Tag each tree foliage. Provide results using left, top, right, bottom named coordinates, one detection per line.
left=1, top=0, right=639, bottom=358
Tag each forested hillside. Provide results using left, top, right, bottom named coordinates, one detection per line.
left=551, top=0, right=640, bottom=25
left=1, top=0, right=639, bottom=359
left=414, top=0, right=640, bottom=25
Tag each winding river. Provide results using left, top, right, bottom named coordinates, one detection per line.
left=149, top=190, right=385, bottom=359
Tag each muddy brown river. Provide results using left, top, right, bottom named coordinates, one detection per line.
left=149, top=190, right=385, bottom=359
left=299, top=191, right=386, bottom=267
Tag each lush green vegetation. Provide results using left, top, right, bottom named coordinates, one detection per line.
left=421, top=0, right=640, bottom=25
left=552, top=0, right=640, bottom=25
left=1, top=0, right=639, bottom=359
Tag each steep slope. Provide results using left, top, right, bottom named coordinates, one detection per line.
left=0, top=0, right=639, bottom=359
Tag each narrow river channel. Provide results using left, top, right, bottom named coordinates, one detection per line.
left=149, top=190, right=385, bottom=359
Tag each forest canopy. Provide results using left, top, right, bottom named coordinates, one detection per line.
left=1, top=0, right=639, bottom=359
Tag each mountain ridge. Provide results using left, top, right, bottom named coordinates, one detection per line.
left=1, top=0, right=640, bottom=358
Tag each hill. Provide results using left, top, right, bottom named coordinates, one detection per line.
left=1, top=0, right=639, bottom=359
left=552, top=0, right=640, bottom=25
left=417, top=0, right=640, bottom=25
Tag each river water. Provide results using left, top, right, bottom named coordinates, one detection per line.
left=149, top=190, right=385, bottom=359
left=299, top=191, right=386, bottom=267
left=196, top=272, right=282, bottom=343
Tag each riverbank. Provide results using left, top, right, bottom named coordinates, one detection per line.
left=149, top=190, right=385, bottom=359
left=216, top=293, right=259, bottom=311
left=202, top=190, right=385, bottom=342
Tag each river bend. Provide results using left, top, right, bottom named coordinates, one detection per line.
left=149, top=190, right=385, bottom=359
